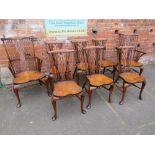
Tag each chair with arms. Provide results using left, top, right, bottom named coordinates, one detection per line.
left=92, top=37, right=116, bottom=79
left=1, top=37, right=49, bottom=107
left=118, top=33, right=146, bottom=75
left=116, top=46, right=146, bottom=105
left=71, top=38, right=89, bottom=83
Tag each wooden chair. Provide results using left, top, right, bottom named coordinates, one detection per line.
left=71, top=38, right=89, bottom=83
left=118, top=33, right=146, bottom=75
left=116, top=46, right=146, bottom=105
left=47, top=49, right=86, bottom=120
left=1, top=37, right=49, bottom=107
left=45, top=40, right=65, bottom=93
left=92, top=37, right=116, bottom=79
left=83, top=46, right=115, bottom=109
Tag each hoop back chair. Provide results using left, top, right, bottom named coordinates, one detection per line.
left=83, top=46, right=114, bottom=109
left=1, top=37, right=49, bottom=107
left=118, top=33, right=146, bottom=75
left=47, top=49, right=86, bottom=120
left=116, top=46, right=146, bottom=105
left=92, top=37, right=116, bottom=79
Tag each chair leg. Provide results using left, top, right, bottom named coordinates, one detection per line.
left=38, top=79, right=42, bottom=85
left=52, top=99, right=57, bottom=121
left=112, top=66, right=116, bottom=81
left=139, top=81, right=146, bottom=100
left=76, top=72, right=80, bottom=84
left=43, top=77, right=51, bottom=97
left=48, top=76, right=53, bottom=96
left=86, top=89, right=93, bottom=109
left=102, top=67, right=105, bottom=74
left=119, top=81, right=128, bottom=105
left=80, top=93, right=86, bottom=114
left=13, top=86, right=21, bottom=108
left=108, top=83, right=115, bottom=103
left=139, top=66, right=144, bottom=75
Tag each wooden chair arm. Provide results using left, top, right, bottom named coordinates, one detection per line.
left=134, top=50, right=146, bottom=61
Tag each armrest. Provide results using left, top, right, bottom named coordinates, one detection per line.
left=134, top=50, right=146, bottom=61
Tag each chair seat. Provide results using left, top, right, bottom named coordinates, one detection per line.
left=53, top=81, right=82, bottom=97
left=121, top=60, right=143, bottom=67
left=119, top=72, right=145, bottom=83
left=77, top=63, right=88, bottom=71
left=87, top=74, right=113, bottom=87
left=99, top=60, right=116, bottom=67
left=13, top=70, right=45, bottom=84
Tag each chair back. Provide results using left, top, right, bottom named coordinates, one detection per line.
left=1, top=37, right=38, bottom=77
left=71, top=39, right=89, bottom=63
left=117, top=46, right=136, bottom=73
left=48, top=49, right=76, bottom=81
left=84, top=46, right=104, bottom=75
left=119, top=33, right=138, bottom=47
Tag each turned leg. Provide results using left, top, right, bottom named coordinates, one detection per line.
left=48, top=75, right=53, bottom=96
left=80, top=93, right=86, bottom=114
left=119, top=81, right=128, bottom=105
left=108, top=83, right=115, bottom=103
left=13, top=85, right=21, bottom=108
left=139, top=81, right=146, bottom=100
left=139, top=66, right=144, bottom=75
left=52, top=99, right=57, bottom=121
left=86, top=89, right=93, bottom=109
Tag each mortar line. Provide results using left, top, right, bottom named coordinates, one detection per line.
left=97, top=90, right=127, bottom=126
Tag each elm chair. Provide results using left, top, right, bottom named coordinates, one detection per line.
left=1, top=37, right=49, bottom=107
left=118, top=33, right=146, bottom=75
left=45, top=40, right=65, bottom=94
left=92, top=37, right=116, bottom=79
left=47, top=49, right=86, bottom=121
left=71, top=38, right=89, bottom=83
left=83, top=46, right=115, bottom=109
left=116, top=46, right=146, bottom=105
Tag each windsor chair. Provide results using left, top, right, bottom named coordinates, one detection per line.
left=83, top=46, right=115, bottom=109
left=118, top=33, right=146, bottom=75
left=47, top=49, right=86, bottom=120
left=116, top=46, right=146, bottom=105
left=71, top=38, right=89, bottom=83
left=92, top=37, right=116, bottom=79
left=45, top=40, right=65, bottom=93
left=1, top=37, right=49, bottom=107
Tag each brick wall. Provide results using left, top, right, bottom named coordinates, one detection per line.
left=1, top=19, right=155, bottom=68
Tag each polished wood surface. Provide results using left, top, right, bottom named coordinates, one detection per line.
left=121, top=60, right=143, bottom=67
left=119, top=72, right=145, bottom=84
left=87, top=74, right=113, bottom=87
left=99, top=60, right=116, bottom=67
left=13, top=70, right=45, bottom=84
left=54, top=81, right=82, bottom=97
